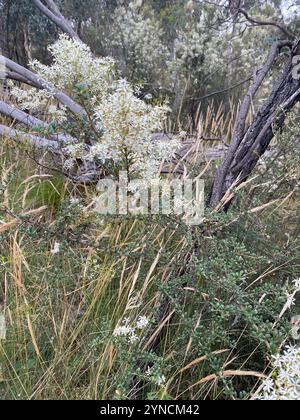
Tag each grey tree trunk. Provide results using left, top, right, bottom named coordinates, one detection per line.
left=209, top=40, right=300, bottom=209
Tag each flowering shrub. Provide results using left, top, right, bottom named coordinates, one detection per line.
left=31, top=35, right=115, bottom=98
left=113, top=316, right=150, bottom=344
left=258, top=279, right=300, bottom=400
left=1, top=134, right=300, bottom=399
left=172, top=23, right=224, bottom=78
left=112, top=315, right=167, bottom=393
left=90, top=80, right=178, bottom=180
left=108, top=1, right=168, bottom=85
left=11, top=35, right=179, bottom=182
left=145, top=366, right=166, bottom=387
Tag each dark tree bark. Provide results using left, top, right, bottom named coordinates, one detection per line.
left=209, top=40, right=300, bottom=209
left=1, top=0, right=299, bottom=211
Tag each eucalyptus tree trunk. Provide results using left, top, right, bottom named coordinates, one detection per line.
left=209, top=40, right=300, bottom=209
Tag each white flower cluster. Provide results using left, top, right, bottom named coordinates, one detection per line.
left=31, top=34, right=114, bottom=100
left=165, top=20, right=228, bottom=101
left=11, top=35, right=178, bottom=180
left=89, top=79, right=179, bottom=180
left=173, top=25, right=223, bottom=76
left=113, top=316, right=150, bottom=344
left=259, top=346, right=300, bottom=400
left=10, top=83, right=68, bottom=123
left=293, top=278, right=300, bottom=292
left=11, top=85, right=49, bottom=113
left=109, top=2, right=168, bottom=83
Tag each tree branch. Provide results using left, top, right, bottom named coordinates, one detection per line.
left=238, top=8, right=296, bottom=40
left=188, top=76, right=251, bottom=102
left=31, top=0, right=81, bottom=41
left=0, top=124, right=61, bottom=149
left=1, top=54, right=85, bottom=116
left=5, top=71, right=43, bottom=89
left=44, top=0, right=63, bottom=17
left=0, top=100, right=47, bottom=128
left=0, top=99, right=74, bottom=144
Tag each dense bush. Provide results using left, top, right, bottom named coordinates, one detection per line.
left=0, top=113, right=299, bottom=399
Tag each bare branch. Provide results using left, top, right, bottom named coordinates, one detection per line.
left=188, top=76, right=251, bottom=102
left=238, top=8, right=296, bottom=40
left=0, top=100, right=47, bottom=128
left=31, top=0, right=81, bottom=41
left=209, top=40, right=292, bottom=206
left=0, top=101, right=75, bottom=144
left=44, top=0, right=63, bottom=17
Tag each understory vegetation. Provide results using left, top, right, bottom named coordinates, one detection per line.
left=0, top=110, right=299, bottom=400
left=0, top=0, right=300, bottom=401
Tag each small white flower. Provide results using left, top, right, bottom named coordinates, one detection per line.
left=155, top=375, right=166, bottom=386
left=113, top=325, right=134, bottom=337
left=113, top=318, right=142, bottom=344
left=293, top=278, right=300, bottom=292
left=128, top=333, right=139, bottom=344
left=63, top=159, right=75, bottom=171
left=263, top=379, right=274, bottom=394
left=70, top=197, right=80, bottom=205
left=51, top=242, right=60, bottom=255
left=136, top=316, right=150, bottom=329
left=145, top=366, right=166, bottom=386
left=286, top=293, right=296, bottom=309
left=259, top=346, right=300, bottom=400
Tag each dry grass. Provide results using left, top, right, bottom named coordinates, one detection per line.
left=0, top=105, right=299, bottom=400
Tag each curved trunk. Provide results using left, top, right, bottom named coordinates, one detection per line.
left=209, top=40, right=300, bottom=209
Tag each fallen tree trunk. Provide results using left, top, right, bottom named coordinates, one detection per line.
left=1, top=55, right=85, bottom=116
left=0, top=100, right=75, bottom=144
left=0, top=124, right=61, bottom=149
left=0, top=100, right=47, bottom=128
left=5, top=71, right=43, bottom=88
left=31, top=0, right=81, bottom=41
